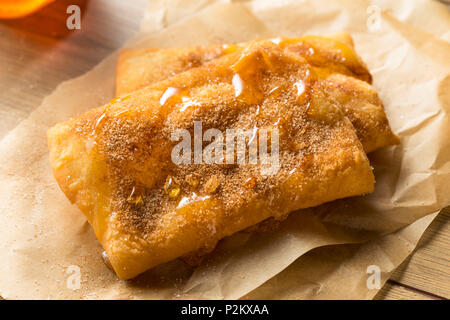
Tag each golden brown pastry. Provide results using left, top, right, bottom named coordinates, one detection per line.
left=116, top=33, right=372, bottom=96
left=48, top=41, right=374, bottom=279
left=116, top=34, right=399, bottom=153
left=116, top=45, right=225, bottom=96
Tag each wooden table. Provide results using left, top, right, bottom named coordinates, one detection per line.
left=0, top=0, right=448, bottom=300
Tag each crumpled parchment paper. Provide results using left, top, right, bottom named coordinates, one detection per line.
left=0, top=0, right=448, bottom=299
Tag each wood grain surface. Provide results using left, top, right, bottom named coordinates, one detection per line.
left=0, top=0, right=448, bottom=300
left=0, top=0, right=147, bottom=139
left=376, top=207, right=450, bottom=299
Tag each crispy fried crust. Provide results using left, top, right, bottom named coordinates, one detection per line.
left=116, top=34, right=398, bottom=153
left=48, top=41, right=375, bottom=279
left=116, top=45, right=224, bottom=97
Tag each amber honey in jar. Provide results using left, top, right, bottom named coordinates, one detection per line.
left=0, top=0, right=55, bottom=19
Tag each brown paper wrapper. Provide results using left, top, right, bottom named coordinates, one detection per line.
left=0, top=0, right=449, bottom=299
left=370, top=0, right=450, bottom=42
left=244, top=212, right=438, bottom=300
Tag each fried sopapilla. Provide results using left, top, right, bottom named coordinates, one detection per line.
left=48, top=41, right=375, bottom=279
left=117, top=34, right=398, bottom=153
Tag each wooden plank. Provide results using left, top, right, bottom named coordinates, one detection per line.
left=375, top=281, right=437, bottom=300
left=0, top=0, right=147, bottom=139
left=388, top=207, right=450, bottom=298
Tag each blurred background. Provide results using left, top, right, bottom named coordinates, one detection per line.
left=0, top=0, right=147, bottom=137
